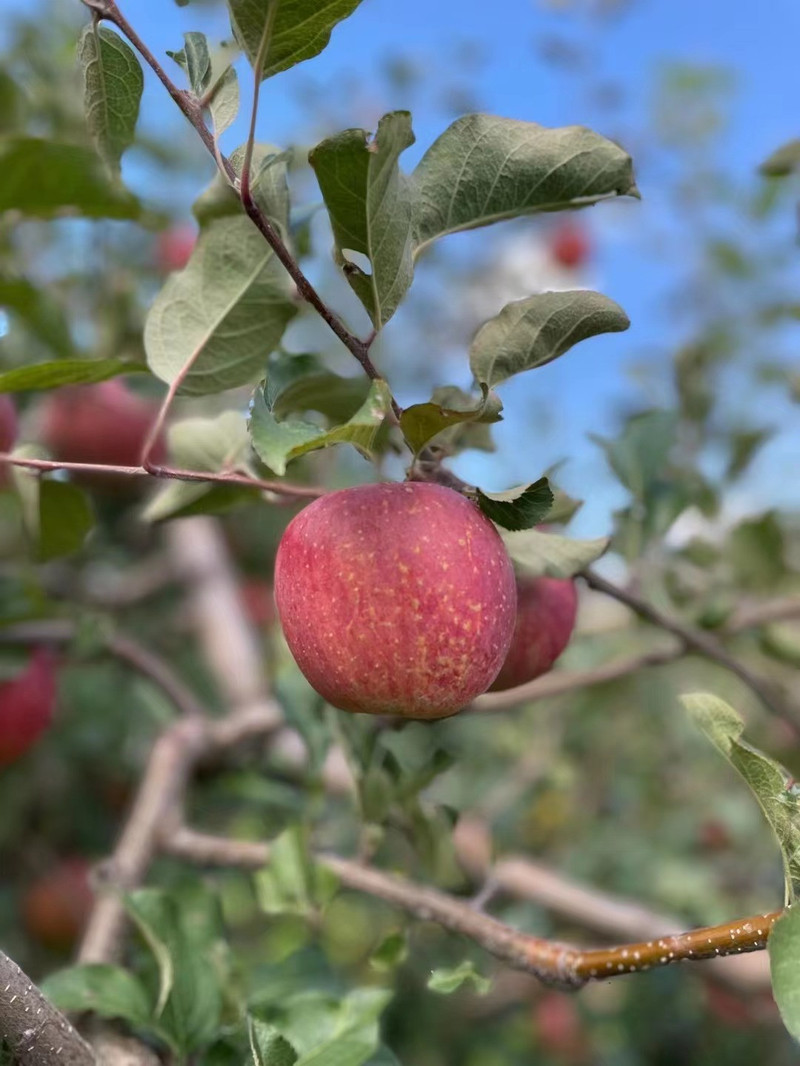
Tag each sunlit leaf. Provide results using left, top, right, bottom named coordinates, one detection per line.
left=470, top=290, right=629, bottom=389
left=400, top=384, right=502, bottom=455
left=502, top=528, right=609, bottom=578
left=0, top=358, right=147, bottom=393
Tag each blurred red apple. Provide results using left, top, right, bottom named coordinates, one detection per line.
left=0, top=648, right=57, bottom=766
left=534, top=991, right=587, bottom=1061
left=274, top=482, right=516, bottom=719
left=39, top=380, right=166, bottom=482
left=550, top=220, right=590, bottom=270
left=22, top=858, right=93, bottom=952
left=240, top=578, right=276, bottom=629
left=155, top=224, right=196, bottom=273
left=0, top=394, right=17, bottom=453
left=489, top=576, right=578, bottom=691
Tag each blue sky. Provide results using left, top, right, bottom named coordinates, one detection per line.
left=15, top=0, right=800, bottom=535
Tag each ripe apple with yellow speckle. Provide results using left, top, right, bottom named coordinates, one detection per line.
left=274, top=482, right=517, bottom=719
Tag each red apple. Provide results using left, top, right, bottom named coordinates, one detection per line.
left=0, top=648, right=58, bottom=766
left=274, top=482, right=517, bottom=719
left=0, top=394, right=17, bottom=453
left=39, top=380, right=166, bottom=480
left=22, top=858, right=93, bottom=952
left=489, top=576, right=577, bottom=691
left=155, top=224, right=196, bottom=273
left=550, top=220, right=590, bottom=270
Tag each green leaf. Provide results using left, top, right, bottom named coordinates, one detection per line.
left=0, top=358, right=148, bottom=393
left=77, top=24, right=143, bottom=174
left=769, top=908, right=800, bottom=1042
left=37, top=481, right=94, bottom=561
left=41, top=964, right=153, bottom=1028
left=369, top=931, right=408, bottom=973
left=760, top=138, right=800, bottom=178
left=413, top=115, right=638, bottom=254
left=0, top=138, right=140, bottom=219
left=684, top=693, right=800, bottom=901
left=309, top=112, right=415, bottom=329
left=727, top=512, right=787, bottom=591
left=593, top=409, right=677, bottom=498
left=267, top=353, right=371, bottom=423
left=261, top=988, right=392, bottom=1066
left=194, top=144, right=289, bottom=237
left=726, top=427, right=772, bottom=480
left=470, top=290, right=630, bottom=390
left=142, top=480, right=258, bottom=523
left=255, top=826, right=338, bottom=917
left=249, top=1017, right=299, bottom=1066
left=502, top=528, right=609, bottom=578
left=209, top=66, right=240, bottom=138
left=0, top=275, right=74, bottom=357
left=0, top=71, right=26, bottom=135
left=125, top=885, right=227, bottom=1056
left=144, top=215, right=298, bottom=395
left=229, top=0, right=365, bottom=80
left=168, top=32, right=212, bottom=95
left=400, top=384, right=502, bottom=455
left=428, top=961, right=491, bottom=996
left=249, top=378, right=391, bottom=475
left=474, top=477, right=553, bottom=531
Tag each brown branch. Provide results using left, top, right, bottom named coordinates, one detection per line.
left=472, top=646, right=680, bottom=712
left=726, top=595, right=800, bottom=632
left=162, top=825, right=782, bottom=988
left=1, top=453, right=323, bottom=500
left=0, top=622, right=207, bottom=719
left=581, top=568, right=800, bottom=731
left=83, top=0, right=395, bottom=410
left=0, top=950, right=96, bottom=1066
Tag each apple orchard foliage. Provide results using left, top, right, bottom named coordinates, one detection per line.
left=1, top=2, right=800, bottom=1063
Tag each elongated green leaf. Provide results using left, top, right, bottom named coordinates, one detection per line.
left=42, top=964, right=152, bottom=1028
left=167, top=32, right=212, bottom=95
left=125, top=885, right=226, bottom=1057
left=760, top=138, right=800, bottom=178
left=428, top=961, right=491, bottom=996
left=249, top=1017, right=298, bottom=1066
left=502, top=528, right=609, bottom=578
left=400, top=384, right=502, bottom=455
left=249, top=378, right=391, bottom=475
left=0, top=138, right=140, bottom=218
left=210, top=66, right=239, bottom=137
left=413, top=115, right=638, bottom=254
left=684, top=693, right=800, bottom=901
left=769, top=908, right=800, bottom=1042
left=0, top=358, right=147, bottom=393
left=474, top=477, right=553, bottom=531
left=229, top=0, right=365, bottom=80
left=310, top=112, right=415, bottom=329
left=0, top=275, right=74, bottom=357
left=78, top=24, right=143, bottom=173
left=144, top=215, right=298, bottom=395
left=255, top=826, right=337, bottom=917
left=470, top=290, right=630, bottom=389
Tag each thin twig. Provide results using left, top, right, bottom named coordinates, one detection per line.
left=0, top=950, right=97, bottom=1066
left=472, top=646, right=680, bottom=712
left=581, top=568, right=800, bottom=731
left=239, top=0, right=279, bottom=203
left=1, top=453, right=323, bottom=499
left=163, top=826, right=782, bottom=988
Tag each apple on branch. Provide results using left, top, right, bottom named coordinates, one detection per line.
left=274, top=482, right=517, bottom=719
left=0, top=648, right=58, bottom=766
left=489, top=576, right=578, bottom=691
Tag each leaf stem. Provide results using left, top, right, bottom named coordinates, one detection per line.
left=239, top=0, right=280, bottom=204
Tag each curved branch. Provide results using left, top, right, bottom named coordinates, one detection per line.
left=581, top=568, right=800, bottom=731
left=163, top=825, right=781, bottom=988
